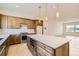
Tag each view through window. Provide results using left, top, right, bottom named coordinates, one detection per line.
left=64, top=22, right=79, bottom=33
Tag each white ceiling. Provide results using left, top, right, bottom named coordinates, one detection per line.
left=0, top=3, right=79, bottom=20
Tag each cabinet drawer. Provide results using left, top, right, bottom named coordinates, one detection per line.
left=0, top=46, right=6, bottom=56
left=37, top=46, right=53, bottom=56
left=37, top=41, right=54, bottom=54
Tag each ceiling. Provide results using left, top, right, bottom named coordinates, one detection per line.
left=0, top=3, right=79, bottom=20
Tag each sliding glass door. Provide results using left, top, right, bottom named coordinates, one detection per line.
left=64, top=22, right=79, bottom=36
left=75, top=24, right=79, bottom=32
left=65, top=24, right=74, bottom=32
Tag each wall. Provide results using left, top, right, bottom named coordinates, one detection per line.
left=46, top=17, right=79, bottom=36
left=47, top=19, right=63, bottom=36
left=55, top=18, right=79, bottom=36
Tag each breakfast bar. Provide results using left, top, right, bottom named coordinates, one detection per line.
left=27, top=34, right=71, bottom=56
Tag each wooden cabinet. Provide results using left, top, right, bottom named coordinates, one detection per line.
left=0, top=37, right=9, bottom=56
left=5, top=38, right=9, bottom=56
left=37, top=42, right=69, bottom=56
left=0, top=43, right=6, bottom=56
left=27, top=37, right=37, bottom=56
left=0, top=15, right=43, bottom=31
left=35, top=20, right=43, bottom=26
left=55, top=43, right=69, bottom=56
left=7, top=16, right=36, bottom=29
left=7, top=16, right=20, bottom=28
left=8, top=35, right=21, bottom=45
left=37, top=46, right=52, bottom=56
left=27, top=36, right=69, bottom=56
left=0, top=34, right=21, bottom=56
left=0, top=15, right=1, bottom=28
left=36, top=41, right=54, bottom=56
left=22, top=19, right=35, bottom=29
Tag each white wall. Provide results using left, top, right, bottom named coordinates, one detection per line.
left=63, top=18, right=79, bottom=23
left=54, top=18, right=79, bottom=36
left=47, top=19, right=63, bottom=36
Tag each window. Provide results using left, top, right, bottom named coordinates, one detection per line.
left=75, top=25, right=79, bottom=32
left=65, top=24, right=74, bottom=32
left=64, top=22, right=79, bottom=33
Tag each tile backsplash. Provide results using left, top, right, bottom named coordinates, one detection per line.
left=0, top=29, right=35, bottom=35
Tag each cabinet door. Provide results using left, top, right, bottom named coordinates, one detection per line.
left=7, top=16, right=14, bottom=28
left=7, top=16, right=20, bottom=28
left=8, top=35, right=21, bottom=45
left=24, top=20, right=35, bottom=29
left=55, top=43, right=69, bottom=56
left=0, top=15, right=1, bottom=28
left=27, top=36, right=31, bottom=48
left=0, top=46, right=6, bottom=56
left=28, top=21, right=35, bottom=29
left=37, top=41, right=54, bottom=54
left=37, top=46, right=52, bottom=56
left=5, top=39, right=9, bottom=55
left=7, top=16, right=36, bottom=29
left=14, top=35, right=21, bottom=44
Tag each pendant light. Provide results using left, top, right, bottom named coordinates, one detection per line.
left=45, top=3, right=48, bottom=21
left=56, top=3, right=60, bottom=18
left=38, top=6, right=41, bottom=23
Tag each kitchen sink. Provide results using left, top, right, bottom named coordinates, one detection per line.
left=0, top=38, right=3, bottom=41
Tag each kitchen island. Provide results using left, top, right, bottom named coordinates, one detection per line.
left=0, top=34, right=10, bottom=56
left=27, top=34, right=71, bottom=56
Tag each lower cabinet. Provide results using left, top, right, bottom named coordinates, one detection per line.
left=8, top=35, right=21, bottom=45
left=0, top=34, right=21, bottom=56
left=27, top=37, right=53, bottom=56
left=0, top=36, right=10, bottom=56
left=36, top=41, right=54, bottom=56
left=37, top=46, right=52, bottom=56
left=27, top=36, right=69, bottom=56
left=27, top=37, right=37, bottom=56
left=0, top=45, right=6, bottom=56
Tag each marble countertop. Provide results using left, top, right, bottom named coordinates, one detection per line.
left=0, top=34, right=10, bottom=46
left=27, top=34, right=71, bottom=49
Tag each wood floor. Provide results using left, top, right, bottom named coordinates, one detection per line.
left=7, top=36, right=79, bottom=56
left=66, top=36, right=79, bottom=56
left=7, top=43, right=32, bottom=56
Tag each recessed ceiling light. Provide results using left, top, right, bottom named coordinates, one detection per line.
left=53, top=6, right=56, bottom=8
left=16, top=5, right=19, bottom=8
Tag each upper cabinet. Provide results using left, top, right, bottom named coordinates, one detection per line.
left=0, top=15, right=43, bottom=30
left=7, top=16, right=19, bottom=29
left=0, top=15, right=1, bottom=28
left=7, top=16, right=36, bottom=29
left=35, top=20, right=43, bottom=26
left=23, top=19, right=36, bottom=29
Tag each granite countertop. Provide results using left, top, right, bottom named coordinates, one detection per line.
left=0, top=34, right=10, bottom=46
left=27, top=34, right=71, bottom=49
